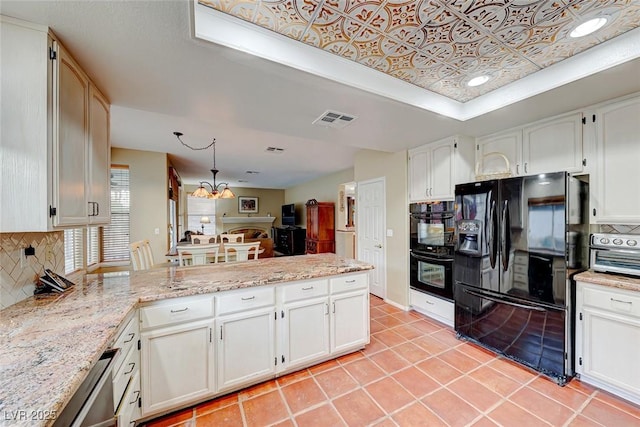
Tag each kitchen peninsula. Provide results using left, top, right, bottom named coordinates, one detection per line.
left=0, top=254, right=373, bottom=427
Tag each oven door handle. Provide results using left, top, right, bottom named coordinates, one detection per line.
left=410, top=251, right=453, bottom=263
left=463, top=288, right=547, bottom=312
left=410, top=213, right=454, bottom=220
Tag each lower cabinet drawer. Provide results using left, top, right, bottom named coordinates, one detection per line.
left=513, top=273, right=528, bottom=284
left=279, top=279, right=328, bottom=303
left=514, top=264, right=527, bottom=275
left=140, top=296, right=214, bottom=330
left=116, top=370, right=141, bottom=427
left=216, top=286, right=275, bottom=316
left=330, top=274, right=368, bottom=294
left=113, top=345, right=138, bottom=411
left=113, top=314, right=138, bottom=375
left=410, top=289, right=454, bottom=327
left=583, top=285, right=640, bottom=318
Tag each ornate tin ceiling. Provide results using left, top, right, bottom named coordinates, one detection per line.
left=198, top=0, right=640, bottom=102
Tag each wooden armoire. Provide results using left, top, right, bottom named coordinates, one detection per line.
left=305, top=200, right=335, bottom=254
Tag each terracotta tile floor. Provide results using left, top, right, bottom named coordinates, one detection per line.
left=143, top=296, right=640, bottom=427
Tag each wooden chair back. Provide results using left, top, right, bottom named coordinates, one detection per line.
left=191, top=235, right=218, bottom=244
left=224, top=242, right=261, bottom=262
left=178, top=244, right=220, bottom=266
left=220, top=233, right=244, bottom=243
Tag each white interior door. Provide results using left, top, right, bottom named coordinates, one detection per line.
left=357, top=178, right=386, bottom=298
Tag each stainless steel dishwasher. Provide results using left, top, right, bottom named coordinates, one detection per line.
left=54, top=348, right=118, bottom=427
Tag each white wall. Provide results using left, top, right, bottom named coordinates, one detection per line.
left=354, top=150, right=409, bottom=307
left=111, top=148, right=169, bottom=264
left=285, top=168, right=354, bottom=228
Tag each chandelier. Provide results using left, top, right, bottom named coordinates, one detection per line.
left=174, top=132, right=235, bottom=199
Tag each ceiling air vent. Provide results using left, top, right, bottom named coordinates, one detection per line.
left=312, top=110, right=358, bottom=129
left=266, top=147, right=285, bottom=153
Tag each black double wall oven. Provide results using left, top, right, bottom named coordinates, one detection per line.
left=409, top=202, right=455, bottom=301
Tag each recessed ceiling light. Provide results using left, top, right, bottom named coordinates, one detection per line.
left=467, top=75, right=490, bottom=87
left=570, top=17, right=609, bottom=38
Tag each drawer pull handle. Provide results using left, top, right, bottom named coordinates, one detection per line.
left=302, top=286, right=314, bottom=290
left=170, top=307, right=189, bottom=313
left=425, top=300, right=434, bottom=305
left=611, top=298, right=632, bottom=305
left=130, top=390, right=140, bottom=405
left=241, top=296, right=256, bottom=301
left=123, top=333, right=135, bottom=343
left=124, top=362, right=135, bottom=375
left=345, top=280, right=356, bottom=283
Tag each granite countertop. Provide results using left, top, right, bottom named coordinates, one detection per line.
left=0, top=254, right=373, bottom=427
left=574, top=269, right=640, bottom=293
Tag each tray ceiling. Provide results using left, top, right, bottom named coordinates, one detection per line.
left=198, top=0, right=640, bottom=103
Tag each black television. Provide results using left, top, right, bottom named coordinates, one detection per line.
left=282, top=204, right=296, bottom=226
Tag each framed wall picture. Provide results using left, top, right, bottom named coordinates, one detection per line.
left=238, top=196, right=258, bottom=214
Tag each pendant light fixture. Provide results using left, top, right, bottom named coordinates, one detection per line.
left=174, top=132, right=235, bottom=199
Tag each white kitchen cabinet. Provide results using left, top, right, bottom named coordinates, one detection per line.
left=476, top=130, right=521, bottom=177
left=0, top=16, right=110, bottom=231
left=215, top=286, right=276, bottom=392
left=409, top=288, right=453, bottom=327
left=135, top=273, right=369, bottom=421
left=522, top=113, right=584, bottom=175
left=139, top=295, right=215, bottom=417
left=475, top=112, right=583, bottom=178
left=329, top=274, right=369, bottom=353
left=116, top=370, right=141, bottom=427
left=408, top=135, right=474, bottom=202
left=277, top=279, right=330, bottom=373
left=589, top=95, right=640, bottom=224
left=216, top=306, right=276, bottom=392
left=54, top=42, right=90, bottom=226
left=140, top=319, right=215, bottom=415
left=88, top=84, right=111, bottom=224
left=575, top=281, right=640, bottom=405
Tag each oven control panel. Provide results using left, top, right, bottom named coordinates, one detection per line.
left=591, top=233, right=639, bottom=249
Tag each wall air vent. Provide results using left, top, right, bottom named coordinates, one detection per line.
left=312, top=110, right=358, bottom=129
left=266, top=147, right=285, bottom=153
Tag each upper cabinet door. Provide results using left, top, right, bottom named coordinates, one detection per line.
left=53, top=43, right=89, bottom=227
left=476, top=130, right=521, bottom=177
left=88, top=85, right=111, bottom=224
left=408, top=148, right=429, bottom=202
left=430, top=140, right=455, bottom=200
left=522, top=112, right=583, bottom=175
left=592, top=96, right=640, bottom=224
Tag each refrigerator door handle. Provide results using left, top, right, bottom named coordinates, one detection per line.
left=489, top=199, right=498, bottom=269
left=463, top=288, right=546, bottom=312
left=501, top=199, right=511, bottom=271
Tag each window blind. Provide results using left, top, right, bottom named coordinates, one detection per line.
left=102, top=166, right=130, bottom=262
left=64, top=228, right=84, bottom=274
left=187, top=195, right=216, bottom=235
left=87, top=226, right=100, bottom=267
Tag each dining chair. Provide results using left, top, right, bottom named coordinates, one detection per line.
left=178, top=244, right=220, bottom=266
left=224, top=242, right=261, bottom=263
left=191, top=234, right=218, bottom=244
left=130, top=240, right=167, bottom=270
left=129, top=241, right=146, bottom=270
left=220, top=233, right=244, bottom=243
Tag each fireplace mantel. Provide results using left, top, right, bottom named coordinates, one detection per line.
left=221, top=216, right=276, bottom=224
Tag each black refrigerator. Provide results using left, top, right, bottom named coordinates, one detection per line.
left=453, top=172, right=588, bottom=385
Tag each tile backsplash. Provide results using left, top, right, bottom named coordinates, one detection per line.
left=0, top=232, right=65, bottom=309
left=598, top=224, right=640, bottom=234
